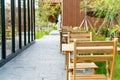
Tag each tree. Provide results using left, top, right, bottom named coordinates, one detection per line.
left=36, top=1, right=61, bottom=28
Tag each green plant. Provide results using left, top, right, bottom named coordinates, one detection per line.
left=92, top=33, right=106, bottom=41
left=81, top=0, right=120, bottom=38
left=37, top=1, right=61, bottom=23
left=114, top=54, right=120, bottom=80
left=100, top=27, right=110, bottom=37
left=35, top=30, right=51, bottom=39
left=95, top=62, right=106, bottom=74
left=52, top=26, right=57, bottom=30
left=36, top=1, right=61, bottom=31
left=81, top=0, right=120, bottom=18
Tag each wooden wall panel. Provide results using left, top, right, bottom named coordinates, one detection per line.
left=76, top=0, right=82, bottom=26
left=61, top=0, right=105, bottom=27
left=62, top=0, right=84, bottom=26
left=62, top=0, right=75, bottom=26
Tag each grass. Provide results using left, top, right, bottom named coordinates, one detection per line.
left=95, top=54, right=120, bottom=79
left=92, top=32, right=120, bottom=79
left=35, top=30, right=51, bottom=39
left=114, top=54, right=120, bottom=80
left=35, top=26, right=57, bottom=39
left=52, top=26, right=57, bottom=30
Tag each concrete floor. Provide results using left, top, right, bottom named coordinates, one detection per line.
left=0, top=30, right=66, bottom=80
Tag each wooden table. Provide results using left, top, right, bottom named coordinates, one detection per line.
left=62, top=43, right=120, bottom=80
left=62, top=43, right=120, bottom=54
left=62, top=43, right=74, bottom=51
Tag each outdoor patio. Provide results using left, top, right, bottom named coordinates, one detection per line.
left=0, top=31, right=66, bottom=80
left=1, top=0, right=120, bottom=80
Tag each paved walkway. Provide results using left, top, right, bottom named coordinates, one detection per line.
left=0, top=30, right=66, bottom=80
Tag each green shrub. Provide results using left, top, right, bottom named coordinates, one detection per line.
left=95, top=62, right=106, bottom=74
left=52, top=26, right=57, bottom=30
left=43, top=30, right=51, bottom=35
left=36, top=31, right=44, bottom=39
left=92, top=33, right=106, bottom=41
left=35, top=30, right=51, bottom=39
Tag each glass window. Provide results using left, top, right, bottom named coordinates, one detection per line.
left=30, top=0, right=34, bottom=41
left=0, top=0, right=2, bottom=60
left=21, top=0, right=24, bottom=47
left=31, top=0, right=34, bottom=41
left=32, top=0, right=35, bottom=40
left=5, top=0, right=12, bottom=56
left=29, top=0, right=31, bottom=42
left=15, top=0, right=19, bottom=50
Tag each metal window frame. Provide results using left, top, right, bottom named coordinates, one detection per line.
left=1, top=0, right=6, bottom=59
left=31, top=0, right=33, bottom=41
left=18, top=0, right=22, bottom=49
left=11, top=0, right=15, bottom=53
left=23, top=0, right=26, bottom=45
left=28, top=0, right=30, bottom=43
left=33, top=0, right=35, bottom=40
left=0, top=0, right=35, bottom=67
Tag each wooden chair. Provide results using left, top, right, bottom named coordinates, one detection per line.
left=69, top=40, right=117, bottom=80
left=67, top=31, right=92, bottom=43
left=60, top=26, right=70, bottom=52
left=60, top=26, right=80, bottom=51
left=60, top=26, right=84, bottom=51
left=67, top=31, right=93, bottom=63
left=66, top=31, right=98, bottom=80
left=67, top=31, right=92, bottom=65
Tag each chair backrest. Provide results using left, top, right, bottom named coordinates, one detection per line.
left=68, top=31, right=92, bottom=43
left=61, top=26, right=70, bottom=32
left=73, top=39, right=117, bottom=80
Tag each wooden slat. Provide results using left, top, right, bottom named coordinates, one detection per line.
left=76, top=41, right=114, bottom=46
left=69, top=62, right=98, bottom=69
left=68, top=31, right=92, bottom=43
left=70, top=38, right=91, bottom=41
left=76, top=46, right=113, bottom=54
left=70, top=33, right=90, bottom=37
left=76, top=55, right=113, bottom=62
left=76, top=49, right=113, bottom=54
left=69, top=74, right=107, bottom=80
left=117, top=47, right=120, bottom=54
left=70, top=36, right=90, bottom=39
left=62, top=44, right=120, bottom=54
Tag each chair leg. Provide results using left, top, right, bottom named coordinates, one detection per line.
left=60, top=31, right=62, bottom=52
left=66, top=52, right=69, bottom=80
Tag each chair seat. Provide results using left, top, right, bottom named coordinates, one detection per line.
left=69, top=73, right=107, bottom=80
left=69, top=62, right=98, bottom=69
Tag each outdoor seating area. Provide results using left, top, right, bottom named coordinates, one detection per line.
left=0, top=30, right=119, bottom=80
left=1, top=0, right=120, bottom=80
left=60, top=26, right=120, bottom=80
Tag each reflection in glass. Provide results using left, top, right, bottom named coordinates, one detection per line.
left=32, top=0, right=35, bottom=40
left=21, top=0, right=24, bottom=47
left=29, top=0, right=31, bottom=42
left=0, top=0, right=2, bottom=60
left=15, top=0, right=19, bottom=50
left=5, top=0, right=12, bottom=56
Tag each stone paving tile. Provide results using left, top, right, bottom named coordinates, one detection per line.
left=0, top=30, right=66, bottom=80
